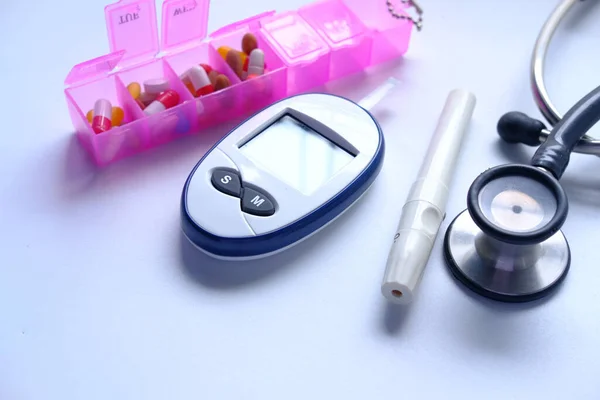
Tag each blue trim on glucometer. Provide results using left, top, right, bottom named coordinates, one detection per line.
left=180, top=93, right=385, bottom=258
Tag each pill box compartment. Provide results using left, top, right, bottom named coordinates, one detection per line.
left=65, top=74, right=149, bottom=165
left=208, top=18, right=288, bottom=113
left=259, top=12, right=332, bottom=95
left=117, top=59, right=197, bottom=146
left=298, top=0, right=372, bottom=80
left=65, top=0, right=414, bottom=166
left=164, top=43, right=243, bottom=129
left=342, top=0, right=412, bottom=65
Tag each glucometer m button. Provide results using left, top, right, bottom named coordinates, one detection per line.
left=241, top=187, right=276, bottom=217
left=211, top=168, right=242, bottom=197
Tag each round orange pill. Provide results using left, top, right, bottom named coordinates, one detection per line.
left=208, top=70, right=219, bottom=87
left=127, top=82, right=141, bottom=99
left=214, top=74, right=231, bottom=91
left=111, top=106, right=125, bottom=126
left=86, top=109, right=94, bottom=123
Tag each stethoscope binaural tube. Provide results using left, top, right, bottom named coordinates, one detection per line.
left=531, top=0, right=581, bottom=126
left=532, top=83, right=600, bottom=178
left=498, top=0, right=600, bottom=153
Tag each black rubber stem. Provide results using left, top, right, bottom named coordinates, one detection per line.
left=497, top=111, right=547, bottom=146
left=532, top=84, right=600, bottom=179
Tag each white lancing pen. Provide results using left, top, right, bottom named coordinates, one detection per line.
left=381, top=89, right=476, bottom=304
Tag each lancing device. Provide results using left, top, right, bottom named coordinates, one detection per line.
left=381, top=89, right=476, bottom=304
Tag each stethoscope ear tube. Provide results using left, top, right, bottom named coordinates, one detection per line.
left=532, top=84, right=600, bottom=178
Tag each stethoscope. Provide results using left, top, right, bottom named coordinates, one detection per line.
left=444, top=0, right=600, bottom=302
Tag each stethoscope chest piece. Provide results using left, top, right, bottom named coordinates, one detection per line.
left=444, top=164, right=571, bottom=302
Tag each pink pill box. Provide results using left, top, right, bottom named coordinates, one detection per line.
left=65, top=0, right=415, bottom=166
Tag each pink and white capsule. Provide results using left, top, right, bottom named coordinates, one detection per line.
left=92, top=99, right=112, bottom=134
left=247, top=49, right=265, bottom=77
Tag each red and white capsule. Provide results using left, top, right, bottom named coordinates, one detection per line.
left=92, top=99, right=112, bottom=134
left=188, top=65, right=215, bottom=97
left=199, top=63, right=213, bottom=74
left=247, top=49, right=265, bottom=77
left=143, top=89, right=180, bottom=116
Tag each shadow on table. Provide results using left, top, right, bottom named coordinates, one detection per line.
left=380, top=302, right=414, bottom=336
left=563, top=0, right=600, bottom=29
left=440, top=255, right=568, bottom=354
left=178, top=187, right=376, bottom=290
left=494, top=137, right=532, bottom=165
left=58, top=118, right=244, bottom=201
left=559, top=171, right=600, bottom=208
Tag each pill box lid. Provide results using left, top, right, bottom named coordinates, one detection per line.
left=161, top=0, right=210, bottom=51
left=209, top=10, right=275, bottom=38
left=105, top=0, right=159, bottom=67
left=298, top=0, right=368, bottom=46
left=260, top=12, right=330, bottom=65
left=64, top=50, right=125, bottom=85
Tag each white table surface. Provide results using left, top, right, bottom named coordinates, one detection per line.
left=2, top=0, right=600, bottom=398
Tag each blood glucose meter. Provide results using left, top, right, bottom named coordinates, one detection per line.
left=181, top=93, right=385, bottom=260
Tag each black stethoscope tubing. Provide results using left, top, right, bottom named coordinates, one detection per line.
left=498, top=0, right=600, bottom=155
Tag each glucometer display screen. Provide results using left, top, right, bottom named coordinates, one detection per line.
left=241, top=115, right=354, bottom=194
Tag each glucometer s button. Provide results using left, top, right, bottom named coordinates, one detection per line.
left=241, top=187, right=275, bottom=217
left=211, top=168, right=242, bottom=197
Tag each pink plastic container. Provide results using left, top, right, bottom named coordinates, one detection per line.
left=64, top=0, right=415, bottom=166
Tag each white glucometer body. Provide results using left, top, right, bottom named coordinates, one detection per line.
left=181, top=93, right=385, bottom=260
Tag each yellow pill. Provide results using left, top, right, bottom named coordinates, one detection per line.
left=111, top=106, right=125, bottom=127
left=127, top=82, right=141, bottom=99
left=218, top=46, right=232, bottom=60
left=86, top=109, right=93, bottom=123
left=239, top=51, right=247, bottom=66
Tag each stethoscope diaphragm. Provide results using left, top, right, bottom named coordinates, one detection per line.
left=444, top=164, right=571, bottom=302
left=477, top=173, right=558, bottom=234
left=466, top=164, right=567, bottom=245
left=490, top=190, right=545, bottom=232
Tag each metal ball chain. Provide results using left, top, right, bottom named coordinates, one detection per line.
left=386, top=0, right=424, bottom=31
